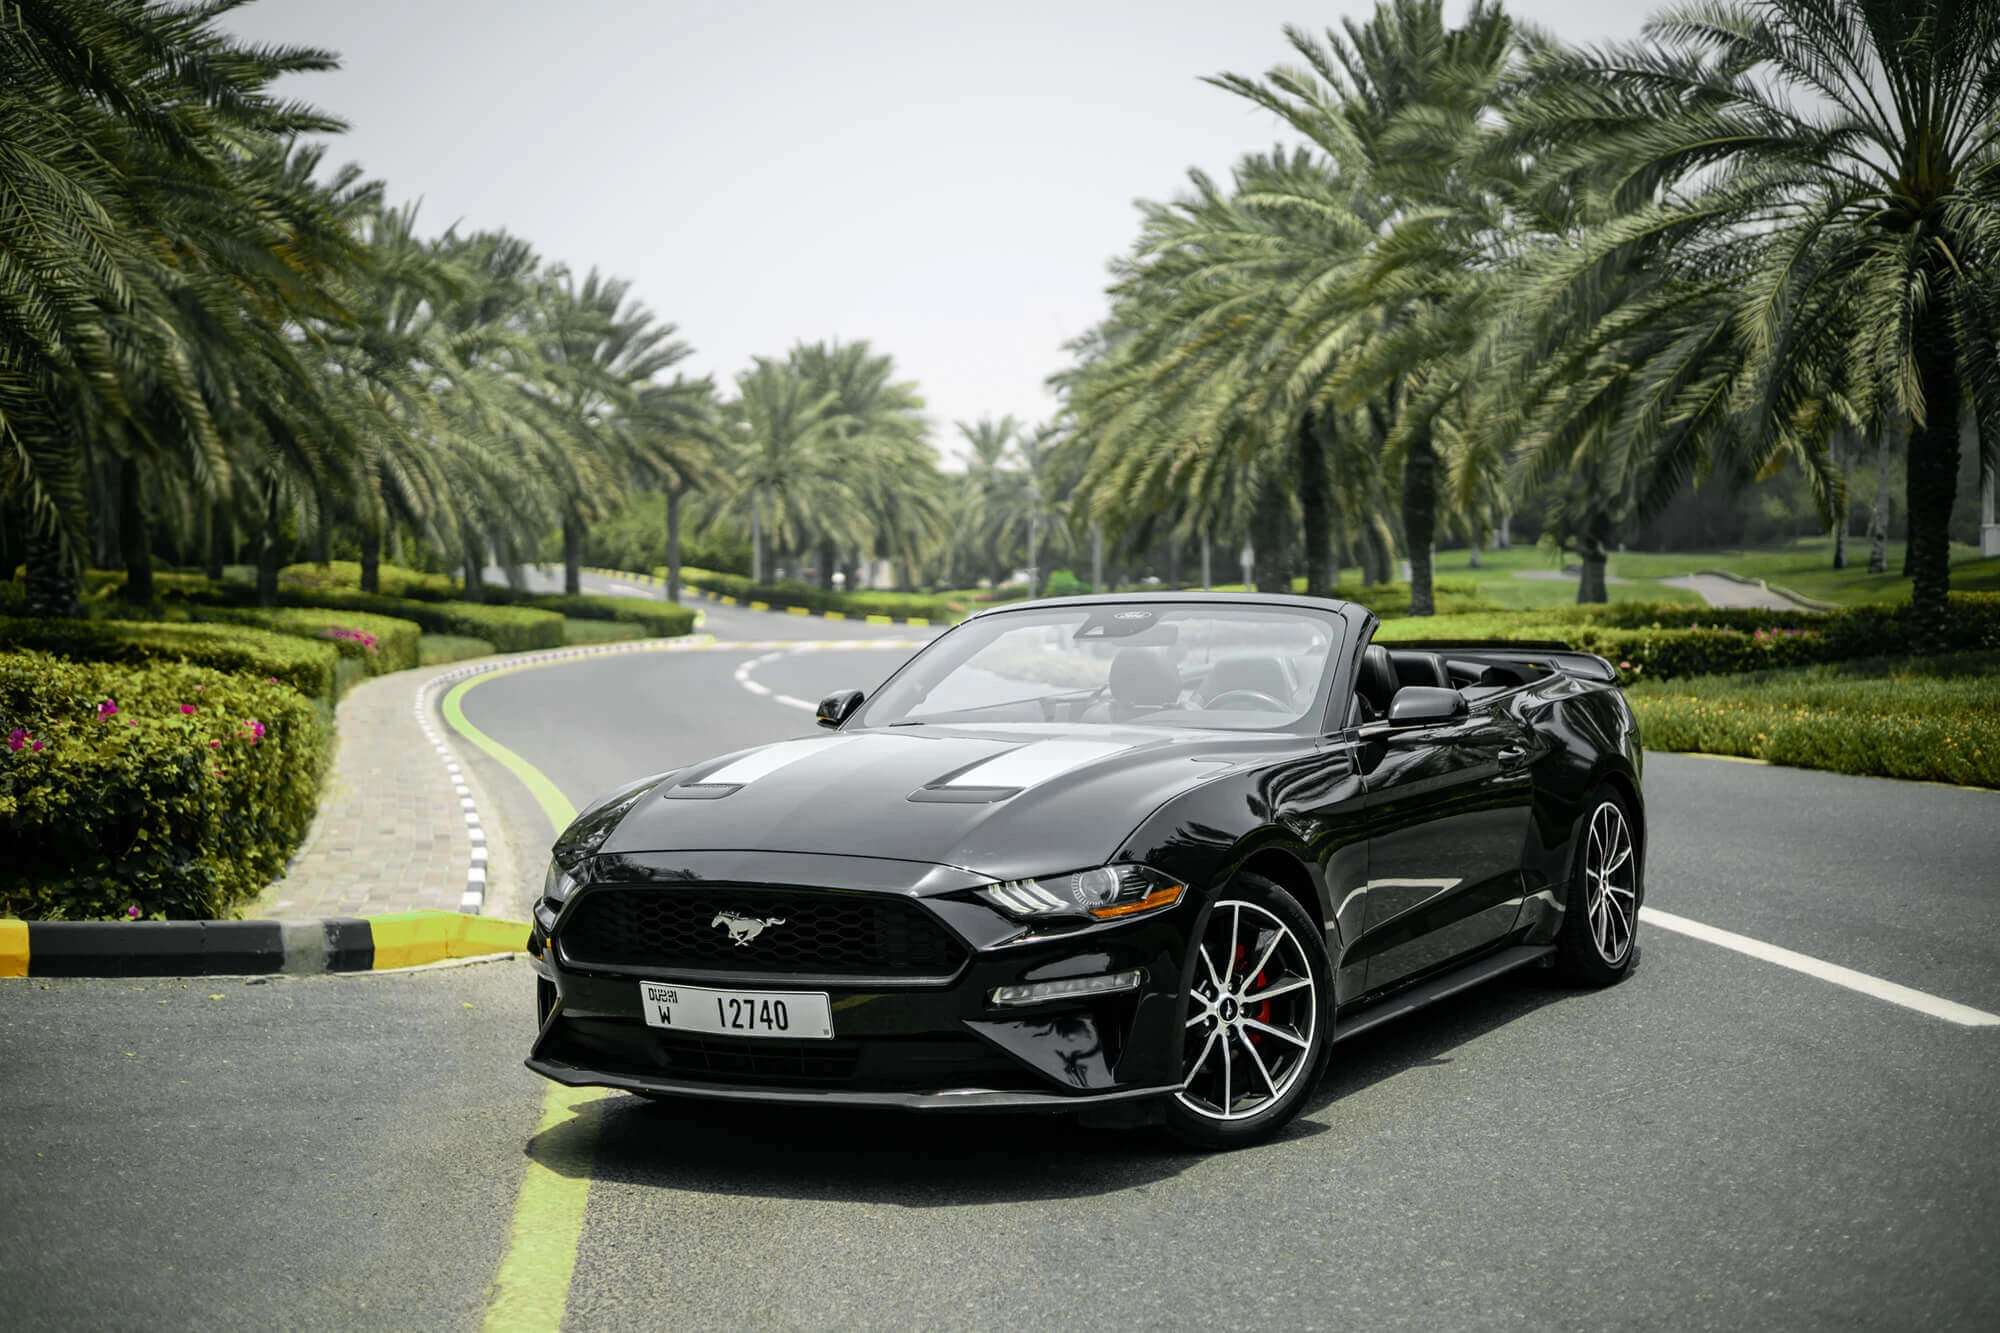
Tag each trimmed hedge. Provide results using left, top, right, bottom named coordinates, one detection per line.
left=518, top=592, right=697, bottom=638
left=671, top=568, right=969, bottom=621
left=276, top=588, right=563, bottom=651
left=193, top=606, right=422, bottom=675
left=0, top=652, right=330, bottom=919
left=1628, top=659, right=2000, bottom=788
left=1373, top=592, right=2000, bottom=680
left=0, top=618, right=340, bottom=700
left=279, top=560, right=461, bottom=602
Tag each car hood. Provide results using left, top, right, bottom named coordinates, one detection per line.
left=591, top=723, right=1292, bottom=881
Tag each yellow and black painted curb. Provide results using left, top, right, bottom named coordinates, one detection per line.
left=580, top=565, right=946, bottom=626
left=0, top=910, right=528, bottom=979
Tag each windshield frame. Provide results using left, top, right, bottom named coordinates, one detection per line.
left=848, top=597, right=1354, bottom=736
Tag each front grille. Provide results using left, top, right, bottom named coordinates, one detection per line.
left=559, top=886, right=967, bottom=978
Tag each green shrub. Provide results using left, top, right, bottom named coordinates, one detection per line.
left=1374, top=592, right=2000, bottom=680
left=1629, top=660, right=2000, bottom=788
left=520, top=592, right=697, bottom=638
left=192, top=606, right=421, bottom=675
left=0, top=619, right=339, bottom=700
left=561, top=617, right=644, bottom=644
left=671, top=569, right=966, bottom=621
left=276, top=588, right=563, bottom=651
left=279, top=560, right=461, bottom=602
left=1044, top=570, right=1086, bottom=597
left=0, top=652, right=330, bottom=919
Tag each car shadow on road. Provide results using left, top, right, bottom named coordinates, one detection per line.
left=533, top=961, right=1624, bottom=1208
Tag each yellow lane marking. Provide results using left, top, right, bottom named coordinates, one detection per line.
left=442, top=670, right=580, bottom=830
left=484, top=1085, right=616, bottom=1331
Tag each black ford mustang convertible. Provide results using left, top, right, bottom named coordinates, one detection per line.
left=526, top=593, right=1644, bottom=1147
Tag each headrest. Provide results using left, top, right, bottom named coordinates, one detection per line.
left=1358, top=644, right=1399, bottom=716
left=1109, top=649, right=1181, bottom=707
left=1202, top=654, right=1297, bottom=704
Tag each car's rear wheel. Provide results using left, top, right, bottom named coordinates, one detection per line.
left=1163, top=873, right=1333, bottom=1150
left=1555, top=786, right=1642, bottom=985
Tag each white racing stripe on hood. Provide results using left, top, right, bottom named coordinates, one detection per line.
left=944, top=739, right=1133, bottom=789
left=703, top=737, right=845, bottom=786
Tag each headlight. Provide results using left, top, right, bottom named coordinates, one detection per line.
left=542, top=859, right=580, bottom=906
left=976, top=865, right=1185, bottom=922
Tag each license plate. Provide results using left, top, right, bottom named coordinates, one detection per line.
left=637, top=981, right=833, bottom=1039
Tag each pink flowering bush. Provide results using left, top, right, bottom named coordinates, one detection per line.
left=0, top=652, right=328, bottom=920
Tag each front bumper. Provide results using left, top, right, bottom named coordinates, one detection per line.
left=527, top=850, right=1197, bottom=1110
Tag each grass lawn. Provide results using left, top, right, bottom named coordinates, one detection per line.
left=1424, top=545, right=1703, bottom=609
left=1629, top=650, right=2000, bottom=788
left=1604, top=536, right=2000, bottom=606
left=417, top=633, right=493, bottom=665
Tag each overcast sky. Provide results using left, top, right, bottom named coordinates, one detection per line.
left=221, top=1, right=1656, bottom=463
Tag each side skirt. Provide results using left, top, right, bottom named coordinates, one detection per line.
left=1332, top=944, right=1554, bottom=1046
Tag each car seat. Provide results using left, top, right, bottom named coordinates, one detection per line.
left=1108, top=648, right=1181, bottom=720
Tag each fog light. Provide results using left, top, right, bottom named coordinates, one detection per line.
left=988, top=969, right=1144, bottom=1008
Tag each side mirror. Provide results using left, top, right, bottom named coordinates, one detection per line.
left=816, top=688, right=864, bottom=729
left=1387, top=685, right=1467, bottom=726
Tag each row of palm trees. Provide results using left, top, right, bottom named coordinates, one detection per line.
left=1, top=2, right=988, bottom=616
left=1053, top=0, right=1999, bottom=646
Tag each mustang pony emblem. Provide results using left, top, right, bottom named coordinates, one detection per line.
left=712, top=912, right=786, bottom=946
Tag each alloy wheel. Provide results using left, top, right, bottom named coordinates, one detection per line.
left=1584, top=801, right=1637, bottom=966
left=1175, top=900, right=1319, bottom=1122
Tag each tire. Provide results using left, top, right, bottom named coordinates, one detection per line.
left=1554, top=785, right=1643, bottom=986
left=1162, top=872, right=1335, bottom=1150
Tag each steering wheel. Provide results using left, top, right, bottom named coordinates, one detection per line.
left=1204, top=689, right=1289, bottom=713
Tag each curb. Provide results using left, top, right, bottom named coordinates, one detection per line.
left=0, top=910, right=528, bottom=979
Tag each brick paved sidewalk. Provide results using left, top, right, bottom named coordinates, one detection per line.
left=246, top=664, right=521, bottom=922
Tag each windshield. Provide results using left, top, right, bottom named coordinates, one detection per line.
left=853, top=602, right=1345, bottom=733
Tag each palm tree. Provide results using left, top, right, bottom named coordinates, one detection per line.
left=627, top=376, right=723, bottom=604
left=724, top=358, right=857, bottom=584
left=1502, top=0, right=2000, bottom=646
left=792, top=341, right=938, bottom=590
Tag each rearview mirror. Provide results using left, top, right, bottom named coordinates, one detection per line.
left=816, top=689, right=864, bottom=729
left=1387, top=685, right=1467, bottom=726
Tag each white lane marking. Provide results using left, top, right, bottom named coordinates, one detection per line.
left=1641, top=907, right=2000, bottom=1028
left=945, top=739, right=1132, bottom=788
left=773, top=694, right=816, bottom=712
left=741, top=679, right=772, bottom=696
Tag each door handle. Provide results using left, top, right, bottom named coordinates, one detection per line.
left=1496, top=745, right=1529, bottom=768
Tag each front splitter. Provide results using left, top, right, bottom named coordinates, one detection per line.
left=526, top=1056, right=1177, bottom=1113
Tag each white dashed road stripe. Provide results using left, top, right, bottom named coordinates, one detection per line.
left=1641, top=907, right=2000, bottom=1028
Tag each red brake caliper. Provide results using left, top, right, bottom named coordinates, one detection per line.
left=1232, top=943, right=1273, bottom=1046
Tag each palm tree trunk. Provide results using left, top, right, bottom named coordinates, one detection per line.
left=818, top=535, right=836, bottom=592
left=1831, top=424, right=1856, bottom=570
left=462, top=529, right=486, bottom=603
left=1869, top=411, right=1896, bottom=575
left=24, top=524, right=79, bottom=619
left=255, top=483, right=283, bottom=608
left=1201, top=532, right=1212, bottom=590
left=1906, top=343, right=1962, bottom=651
left=1403, top=432, right=1437, bottom=616
left=1091, top=524, right=1104, bottom=593
left=360, top=524, right=382, bottom=594
left=750, top=493, right=764, bottom=586
left=1468, top=534, right=1482, bottom=570
left=118, top=457, right=153, bottom=604
left=1497, top=512, right=1511, bottom=549
left=203, top=503, right=226, bottom=582
left=1297, top=414, right=1332, bottom=598
left=1577, top=523, right=1610, bottom=604
left=561, top=512, right=582, bottom=596
left=664, top=486, right=684, bottom=604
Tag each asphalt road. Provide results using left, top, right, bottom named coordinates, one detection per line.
left=4, top=608, right=1996, bottom=1330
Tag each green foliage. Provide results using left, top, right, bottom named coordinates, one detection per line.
left=192, top=606, right=421, bottom=675
left=0, top=653, right=330, bottom=920
left=584, top=495, right=750, bottom=575
left=419, top=634, right=495, bottom=666
left=521, top=594, right=696, bottom=639
left=280, top=562, right=460, bottom=603
left=675, top=569, right=966, bottom=622
left=1044, top=569, right=1087, bottom=598
left=0, top=620, right=339, bottom=701
left=276, top=588, right=563, bottom=652
left=560, top=618, right=644, bottom=644
left=1629, top=656, right=2000, bottom=789
left=1375, top=594, right=2000, bottom=680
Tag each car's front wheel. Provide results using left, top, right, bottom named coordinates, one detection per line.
left=1554, top=786, right=1642, bottom=985
left=1163, top=873, right=1334, bottom=1150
